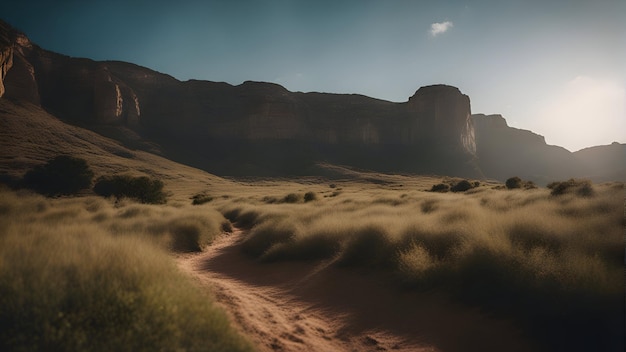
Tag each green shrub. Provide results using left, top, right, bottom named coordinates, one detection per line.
left=450, top=180, right=473, bottom=192
left=430, top=183, right=449, bottom=192
left=94, top=175, right=166, bottom=204
left=22, top=155, right=94, bottom=196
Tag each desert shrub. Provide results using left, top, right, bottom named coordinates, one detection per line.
left=401, top=228, right=465, bottom=261
left=304, top=191, right=317, bottom=202
left=191, top=192, right=213, bottom=205
left=430, top=183, right=449, bottom=192
left=548, top=179, right=594, bottom=197
left=506, top=176, right=537, bottom=190
left=336, top=225, right=396, bottom=268
left=450, top=179, right=473, bottom=192
left=282, top=193, right=302, bottom=203
left=505, top=176, right=523, bottom=189
left=241, top=219, right=296, bottom=257
left=167, top=222, right=212, bottom=252
left=262, top=196, right=279, bottom=204
left=221, top=206, right=261, bottom=228
left=22, top=155, right=94, bottom=196
left=263, top=233, right=341, bottom=262
left=94, top=175, right=166, bottom=204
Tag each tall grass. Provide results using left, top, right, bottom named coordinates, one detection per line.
left=0, top=188, right=253, bottom=352
left=218, top=182, right=624, bottom=351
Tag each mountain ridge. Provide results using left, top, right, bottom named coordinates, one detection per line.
left=0, top=19, right=623, bottom=183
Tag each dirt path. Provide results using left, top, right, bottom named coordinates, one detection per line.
left=177, top=229, right=533, bottom=352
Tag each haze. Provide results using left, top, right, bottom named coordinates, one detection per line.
left=2, top=0, right=624, bottom=151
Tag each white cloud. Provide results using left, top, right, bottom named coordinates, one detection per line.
left=430, top=21, right=453, bottom=37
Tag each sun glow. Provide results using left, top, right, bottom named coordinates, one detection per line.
left=531, top=76, right=625, bottom=151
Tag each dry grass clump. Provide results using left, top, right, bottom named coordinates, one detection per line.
left=217, top=180, right=624, bottom=351
left=0, top=189, right=252, bottom=352
left=191, top=192, right=214, bottom=205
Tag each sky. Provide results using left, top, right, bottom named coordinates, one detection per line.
left=1, top=0, right=624, bottom=151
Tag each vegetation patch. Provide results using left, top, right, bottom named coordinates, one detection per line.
left=191, top=192, right=214, bottom=205
left=547, top=178, right=594, bottom=197
left=505, top=176, right=537, bottom=190
left=21, top=155, right=94, bottom=196
left=450, top=179, right=474, bottom=192
left=0, top=189, right=252, bottom=352
left=430, top=183, right=449, bottom=192
left=213, top=180, right=622, bottom=351
left=94, top=175, right=167, bottom=204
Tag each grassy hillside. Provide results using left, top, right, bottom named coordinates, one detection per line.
left=0, top=99, right=232, bottom=201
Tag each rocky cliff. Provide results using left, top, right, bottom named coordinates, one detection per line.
left=471, top=114, right=579, bottom=183
left=1, top=19, right=623, bottom=182
left=0, top=20, right=13, bottom=98
left=0, top=20, right=479, bottom=176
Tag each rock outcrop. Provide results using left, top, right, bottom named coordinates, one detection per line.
left=0, top=20, right=480, bottom=177
left=0, top=20, right=13, bottom=98
left=1, top=19, right=623, bottom=182
left=470, top=114, right=625, bottom=184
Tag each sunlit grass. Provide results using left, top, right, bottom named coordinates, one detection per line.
left=215, top=180, right=624, bottom=351
left=0, top=188, right=253, bottom=352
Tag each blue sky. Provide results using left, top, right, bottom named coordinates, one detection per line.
left=1, top=0, right=624, bottom=151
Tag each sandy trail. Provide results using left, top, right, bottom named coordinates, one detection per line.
left=177, top=229, right=533, bottom=352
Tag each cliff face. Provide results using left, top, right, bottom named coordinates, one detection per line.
left=1, top=20, right=622, bottom=181
left=471, top=114, right=583, bottom=184
left=407, top=85, right=475, bottom=154
left=0, top=20, right=13, bottom=98
left=0, top=20, right=479, bottom=176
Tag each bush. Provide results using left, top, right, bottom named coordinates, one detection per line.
left=282, top=193, right=302, bottom=203
left=22, top=155, right=94, bottom=196
left=430, top=183, right=449, bottom=193
left=548, top=179, right=594, bottom=197
left=337, top=226, right=395, bottom=268
left=505, top=177, right=523, bottom=189
left=94, top=175, right=166, bottom=204
left=505, top=176, right=537, bottom=190
left=304, top=191, right=317, bottom=202
left=450, top=180, right=473, bottom=193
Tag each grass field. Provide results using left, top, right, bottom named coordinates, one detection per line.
left=0, top=187, right=253, bottom=352
left=0, top=171, right=623, bottom=351
left=212, top=176, right=624, bottom=351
